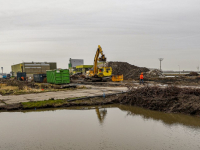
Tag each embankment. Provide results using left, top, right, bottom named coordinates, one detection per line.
left=1, top=85, right=200, bottom=117
left=114, top=85, right=200, bottom=116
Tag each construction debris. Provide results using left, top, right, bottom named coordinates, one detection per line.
left=145, top=69, right=165, bottom=78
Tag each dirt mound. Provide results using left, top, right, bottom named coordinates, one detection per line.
left=185, top=72, right=199, bottom=76
left=107, top=62, right=149, bottom=80
left=145, top=69, right=165, bottom=78
left=115, top=85, right=200, bottom=116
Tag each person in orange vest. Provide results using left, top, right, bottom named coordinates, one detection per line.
left=21, top=76, right=24, bottom=81
left=140, top=72, right=144, bottom=85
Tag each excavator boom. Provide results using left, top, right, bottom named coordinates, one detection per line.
left=93, top=45, right=106, bottom=75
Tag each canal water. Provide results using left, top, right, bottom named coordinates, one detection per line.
left=0, top=105, right=200, bottom=150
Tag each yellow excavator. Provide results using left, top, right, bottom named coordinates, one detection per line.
left=85, top=45, right=112, bottom=81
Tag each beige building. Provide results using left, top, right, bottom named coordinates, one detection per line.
left=11, top=62, right=57, bottom=77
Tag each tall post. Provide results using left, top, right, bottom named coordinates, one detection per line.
left=158, top=58, right=164, bottom=71
left=41, top=63, right=42, bottom=73
left=1, top=67, right=3, bottom=75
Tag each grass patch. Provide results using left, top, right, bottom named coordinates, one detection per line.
left=0, top=84, right=87, bottom=96
left=21, top=99, right=67, bottom=109
left=21, top=97, right=88, bottom=109
left=0, top=84, right=19, bottom=95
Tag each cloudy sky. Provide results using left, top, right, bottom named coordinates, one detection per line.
left=1, top=0, right=200, bottom=73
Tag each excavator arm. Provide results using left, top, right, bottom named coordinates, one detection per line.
left=93, top=45, right=106, bottom=75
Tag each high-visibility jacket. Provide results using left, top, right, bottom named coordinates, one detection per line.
left=140, top=74, right=143, bottom=79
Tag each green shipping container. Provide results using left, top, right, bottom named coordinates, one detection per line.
left=46, top=69, right=70, bottom=84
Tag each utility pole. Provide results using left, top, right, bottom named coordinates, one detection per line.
left=158, top=58, right=164, bottom=71
left=197, top=66, right=199, bottom=73
left=1, top=67, right=3, bottom=75
left=178, top=65, right=180, bottom=74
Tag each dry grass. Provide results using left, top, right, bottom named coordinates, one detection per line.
left=0, top=86, right=19, bottom=90
left=0, top=84, right=7, bottom=88
left=0, top=84, right=46, bottom=95
left=0, top=84, right=19, bottom=90
left=0, top=84, right=19, bottom=95
left=0, top=84, right=87, bottom=96
left=20, top=86, right=42, bottom=93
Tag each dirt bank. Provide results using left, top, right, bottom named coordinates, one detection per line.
left=114, top=85, right=200, bottom=117
left=0, top=96, right=116, bottom=110
left=1, top=85, right=200, bottom=117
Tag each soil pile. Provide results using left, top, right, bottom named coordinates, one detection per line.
left=107, top=62, right=149, bottom=80
left=185, top=72, right=199, bottom=76
left=115, top=85, right=200, bottom=116
left=145, top=69, right=165, bottom=78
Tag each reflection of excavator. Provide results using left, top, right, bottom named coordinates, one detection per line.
left=95, top=108, right=107, bottom=124
left=85, top=45, right=112, bottom=81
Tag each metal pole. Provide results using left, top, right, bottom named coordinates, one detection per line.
left=160, top=61, right=161, bottom=71
left=158, top=58, right=164, bottom=71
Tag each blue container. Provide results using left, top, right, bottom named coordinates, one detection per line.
left=33, top=74, right=46, bottom=83
left=17, top=72, right=26, bottom=80
left=2, top=74, right=7, bottom=79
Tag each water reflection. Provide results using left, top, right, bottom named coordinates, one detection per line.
left=118, top=104, right=200, bottom=128
left=4, top=104, right=200, bottom=128
left=95, top=108, right=107, bottom=124
left=1, top=105, right=200, bottom=150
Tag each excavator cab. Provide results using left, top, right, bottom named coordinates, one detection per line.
left=98, top=67, right=112, bottom=78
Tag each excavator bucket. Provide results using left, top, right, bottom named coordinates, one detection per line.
left=98, top=55, right=107, bottom=62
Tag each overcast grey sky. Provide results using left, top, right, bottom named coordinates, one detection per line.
left=1, top=0, right=200, bottom=73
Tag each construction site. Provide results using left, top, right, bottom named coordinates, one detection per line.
left=2, top=1, right=200, bottom=149
left=0, top=45, right=200, bottom=117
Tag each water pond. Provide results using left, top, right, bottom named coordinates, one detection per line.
left=0, top=105, right=200, bottom=150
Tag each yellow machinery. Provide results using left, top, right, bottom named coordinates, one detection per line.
left=112, top=74, right=123, bottom=82
left=85, top=45, right=112, bottom=81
